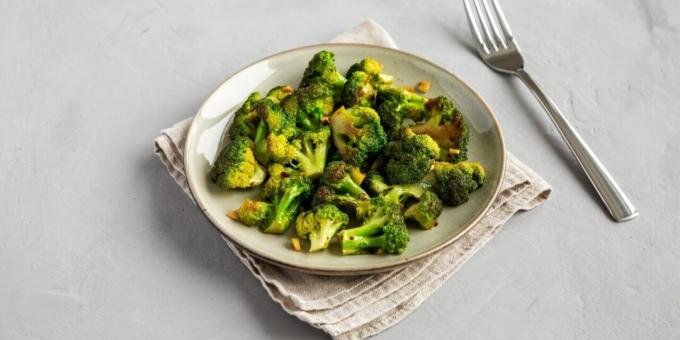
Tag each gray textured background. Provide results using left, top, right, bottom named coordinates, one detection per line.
left=1, top=0, right=679, bottom=339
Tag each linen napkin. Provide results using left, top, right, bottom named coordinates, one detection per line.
left=153, top=19, right=552, bottom=339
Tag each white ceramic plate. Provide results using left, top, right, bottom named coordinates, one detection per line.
left=184, top=44, right=505, bottom=275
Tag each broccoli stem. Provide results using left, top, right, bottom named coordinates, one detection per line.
left=340, top=216, right=388, bottom=239
left=254, top=120, right=269, bottom=165
left=309, top=221, right=342, bottom=252
left=336, top=178, right=369, bottom=199
left=261, top=186, right=305, bottom=234
left=293, top=137, right=329, bottom=179
left=341, top=234, right=390, bottom=255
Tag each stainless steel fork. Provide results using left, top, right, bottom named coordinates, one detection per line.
left=463, top=0, right=637, bottom=222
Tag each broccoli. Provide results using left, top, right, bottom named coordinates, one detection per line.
left=300, top=50, right=346, bottom=103
left=364, top=171, right=391, bottom=195
left=312, top=185, right=366, bottom=210
left=228, top=199, right=272, bottom=228
left=209, top=135, right=267, bottom=189
left=330, top=106, right=387, bottom=167
left=404, top=191, right=442, bottom=229
left=261, top=163, right=299, bottom=200
left=339, top=197, right=409, bottom=255
left=295, top=204, right=349, bottom=252
left=383, top=131, right=440, bottom=184
left=346, top=57, right=394, bottom=85
left=265, top=85, right=294, bottom=104
left=425, top=161, right=486, bottom=206
left=341, top=71, right=376, bottom=107
left=261, top=175, right=312, bottom=234
left=375, top=86, right=428, bottom=138
left=321, top=161, right=370, bottom=200
left=364, top=171, right=428, bottom=205
left=228, top=92, right=261, bottom=139
left=288, top=126, right=331, bottom=179
left=282, top=80, right=335, bottom=131
left=252, top=97, right=297, bottom=165
left=410, top=96, right=469, bottom=162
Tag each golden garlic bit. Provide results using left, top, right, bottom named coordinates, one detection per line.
left=416, top=81, right=430, bottom=93
left=291, top=237, right=301, bottom=252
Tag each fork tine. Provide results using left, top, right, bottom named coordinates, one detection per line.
left=471, top=0, right=498, bottom=51
left=490, top=0, right=514, bottom=41
left=481, top=0, right=507, bottom=48
left=463, top=0, right=489, bottom=53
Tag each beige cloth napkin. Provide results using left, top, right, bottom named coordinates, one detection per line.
left=153, top=19, right=552, bottom=339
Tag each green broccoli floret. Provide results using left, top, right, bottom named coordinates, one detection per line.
left=346, top=57, right=394, bottom=85
left=228, top=92, right=261, bottom=139
left=283, top=80, right=335, bottom=131
left=261, top=164, right=299, bottom=200
left=229, top=199, right=272, bottom=228
left=364, top=171, right=391, bottom=195
left=252, top=98, right=297, bottom=165
left=330, top=106, right=387, bottom=167
left=312, top=185, right=366, bottom=211
left=295, top=204, right=349, bottom=252
left=341, top=71, right=376, bottom=107
left=410, top=96, right=469, bottom=162
left=375, top=86, right=428, bottom=138
left=404, top=191, right=442, bottom=229
left=383, top=132, right=440, bottom=184
left=300, top=50, right=346, bottom=103
left=261, top=175, right=312, bottom=234
left=364, top=170, right=428, bottom=205
left=425, top=161, right=486, bottom=206
left=288, top=126, right=331, bottom=179
left=322, top=161, right=370, bottom=200
left=339, top=197, right=409, bottom=255
left=209, top=135, right=267, bottom=190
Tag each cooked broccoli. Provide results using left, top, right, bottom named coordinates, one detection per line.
left=365, top=171, right=391, bottom=195
left=312, top=185, right=365, bottom=210
left=261, top=175, right=312, bottom=234
left=330, top=106, right=387, bottom=167
left=346, top=57, right=394, bottom=85
left=209, top=135, right=267, bottom=189
left=383, top=131, right=440, bottom=184
left=295, top=204, right=349, bottom=252
left=228, top=92, right=261, bottom=139
left=283, top=80, right=334, bottom=131
left=364, top=170, right=428, bottom=205
left=425, top=161, right=486, bottom=206
left=410, top=96, right=469, bottom=162
left=229, top=199, right=272, bottom=228
left=288, top=126, right=331, bottom=179
left=339, top=197, right=409, bottom=255
left=252, top=97, right=297, bottom=165
left=300, top=50, right=346, bottom=103
left=404, top=191, right=442, bottom=229
left=321, top=161, right=370, bottom=200
left=265, top=85, right=294, bottom=104
left=261, top=163, right=299, bottom=200
left=375, top=86, right=428, bottom=138
left=341, top=71, right=376, bottom=107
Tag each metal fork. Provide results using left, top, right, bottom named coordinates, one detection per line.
left=463, top=0, right=637, bottom=222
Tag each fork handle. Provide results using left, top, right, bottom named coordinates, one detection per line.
left=514, top=69, right=638, bottom=222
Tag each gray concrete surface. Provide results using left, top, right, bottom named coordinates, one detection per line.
left=1, top=0, right=679, bottom=339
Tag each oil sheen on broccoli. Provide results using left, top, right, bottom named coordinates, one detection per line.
left=295, top=204, right=349, bottom=252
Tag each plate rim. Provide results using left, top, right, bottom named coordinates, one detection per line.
left=184, top=42, right=506, bottom=275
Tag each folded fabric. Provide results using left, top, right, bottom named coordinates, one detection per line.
left=153, top=19, right=552, bottom=340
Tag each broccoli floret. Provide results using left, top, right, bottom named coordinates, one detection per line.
left=330, top=106, right=387, bottom=167
left=209, top=135, right=267, bottom=189
left=252, top=98, right=297, bottom=165
left=365, top=171, right=391, bottom=195
left=341, top=71, right=376, bottom=107
left=375, top=86, right=428, bottom=138
left=312, top=185, right=366, bottom=211
left=346, top=57, right=394, bottom=85
left=283, top=80, right=335, bottom=131
left=383, top=132, right=440, bottom=184
left=410, top=96, right=469, bottom=162
left=295, top=204, right=349, bottom=252
left=229, top=199, right=272, bottom=228
left=382, top=183, right=428, bottom=205
left=261, top=175, right=312, bottom=234
left=261, top=164, right=299, bottom=200
left=339, top=197, right=409, bottom=255
left=288, top=126, right=331, bottom=179
left=300, top=50, right=346, bottom=103
left=426, top=161, right=486, bottom=206
left=228, top=92, right=261, bottom=139
left=404, top=191, right=442, bottom=229
left=322, top=161, right=370, bottom=200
